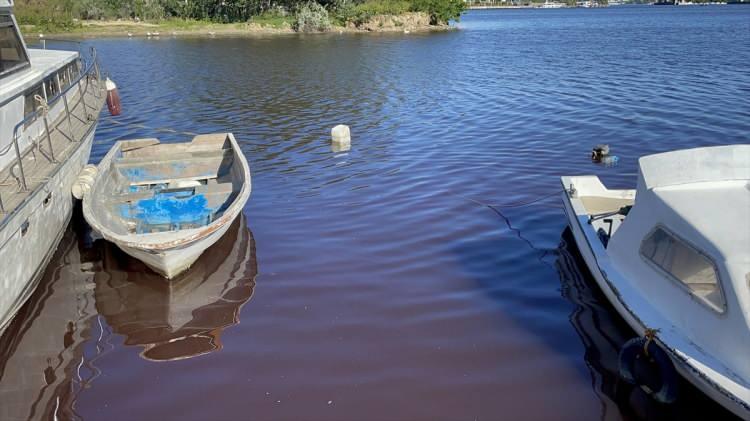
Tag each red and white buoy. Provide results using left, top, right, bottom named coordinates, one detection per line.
left=105, top=77, right=122, bottom=116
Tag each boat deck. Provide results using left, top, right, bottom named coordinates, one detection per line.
left=0, top=78, right=105, bottom=219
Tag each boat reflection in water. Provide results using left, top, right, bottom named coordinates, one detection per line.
left=0, top=213, right=257, bottom=419
left=94, top=214, right=257, bottom=361
left=556, top=228, right=736, bottom=420
left=0, top=218, right=102, bottom=421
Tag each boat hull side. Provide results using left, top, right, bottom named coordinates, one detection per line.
left=115, top=213, right=237, bottom=279
left=0, top=125, right=96, bottom=335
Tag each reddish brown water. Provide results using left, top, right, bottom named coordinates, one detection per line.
left=2, top=6, right=748, bottom=420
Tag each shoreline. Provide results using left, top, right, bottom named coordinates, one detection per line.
left=21, top=14, right=453, bottom=39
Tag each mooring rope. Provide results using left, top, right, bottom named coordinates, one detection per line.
left=485, top=190, right=561, bottom=208
left=34, top=94, right=49, bottom=117
left=102, top=117, right=199, bottom=137
left=460, top=191, right=562, bottom=268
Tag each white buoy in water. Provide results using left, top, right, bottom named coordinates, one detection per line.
left=72, top=164, right=98, bottom=200
left=331, top=124, right=351, bottom=152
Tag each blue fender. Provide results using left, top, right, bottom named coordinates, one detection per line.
left=618, top=336, right=680, bottom=404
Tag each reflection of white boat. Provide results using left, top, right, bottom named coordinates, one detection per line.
left=94, top=215, right=257, bottom=361
left=82, top=133, right=251, bottom=278
left=561, top=145, right=750, bottom=418
left=0, top=226, right=101, bottom=421
left=0, top=0, right=105, bottom=334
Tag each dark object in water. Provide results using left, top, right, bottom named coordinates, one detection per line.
left=591, top=144, right=610, bottom=162
left=618, top=336, right=680, bottom=404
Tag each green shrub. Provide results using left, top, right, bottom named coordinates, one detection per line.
left=331, top=0, right=409, bottom=26
left=354, top=0, right=410, bottom=15
left=293, top=1, right=331, bottom=32
left=410, top=0, right=465, bottom=24
left=15, top=0, right=80, bottom=32
left=251, top=10, right=293, bottom=27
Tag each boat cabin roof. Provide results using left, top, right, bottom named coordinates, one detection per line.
left=0, top=48, right=78, bottom=105
left=610, top=144, right=750, bottom=313
left=638, top=145, right=750, bottom=189
left=636, top=145, right=750, bottom=260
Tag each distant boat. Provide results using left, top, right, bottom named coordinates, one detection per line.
left=561, top=145, right=750, bottom=418
left=540, top=0, right=566, bottom=7
left=82, top=133, right=252, bottom=278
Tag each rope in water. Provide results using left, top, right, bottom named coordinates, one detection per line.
left=462, top=193, right=557, bottom=268
left=102, top=117, right=199, bottom=137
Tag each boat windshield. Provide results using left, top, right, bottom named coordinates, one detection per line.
left=640, top=226, right=725, bottom=313
left=0, top=13, right=29, bottom=79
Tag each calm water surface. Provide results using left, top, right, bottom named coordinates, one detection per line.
left=2, top=6, right=749, bottom=420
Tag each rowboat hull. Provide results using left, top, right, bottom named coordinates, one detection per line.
left=83, top=133, right=251, bottom=279
left=114, top=214, right=235, bottom=278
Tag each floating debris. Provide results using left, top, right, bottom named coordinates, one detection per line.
left=331, top=124, right=351, bottom=152
left=591, top=143, right=618, bottom=166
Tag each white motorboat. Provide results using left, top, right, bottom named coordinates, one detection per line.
left=561, top=145, right=750, bottom=418
left=82, top=133, right=251, bottom=278
left=0, top=0, right=106, bottom=334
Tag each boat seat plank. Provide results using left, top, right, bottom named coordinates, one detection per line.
left=580, top=196, right=634, bottom=215
left=114, top=151, right=232, bottom=168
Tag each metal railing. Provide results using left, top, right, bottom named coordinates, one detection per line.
left=33, top=38, right=84, bottom=56
left=0, top=47, right=102, bottom=213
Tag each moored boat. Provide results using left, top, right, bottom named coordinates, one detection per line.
left=81, top=133, right=251, bottom=278
left=0, top=0, right=106, bottom=334
left=560, top=145, right=750, bottom=418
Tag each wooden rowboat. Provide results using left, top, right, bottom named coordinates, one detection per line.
left=82, top=133, right=251, bottom=278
